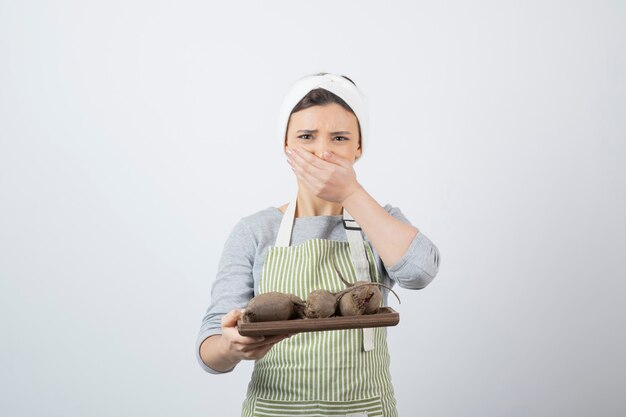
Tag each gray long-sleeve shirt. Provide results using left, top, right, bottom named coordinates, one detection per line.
left=196, top=204, right=441, bottom=374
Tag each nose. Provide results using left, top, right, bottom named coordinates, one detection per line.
left=313, top=140, right=330, bottom=159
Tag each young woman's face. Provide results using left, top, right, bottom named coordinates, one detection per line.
left=285, top=103, right=362, bottom=162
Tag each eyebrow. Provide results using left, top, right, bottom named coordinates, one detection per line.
left=296, top=129, right=352, bottom=135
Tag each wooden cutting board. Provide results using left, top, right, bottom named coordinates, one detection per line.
left=237, top=307, right=399, bottom=337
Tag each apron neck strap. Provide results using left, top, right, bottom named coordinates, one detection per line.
left=275, top=195, right=370, bottom=280
left=275, top=194, right=298, bottom=247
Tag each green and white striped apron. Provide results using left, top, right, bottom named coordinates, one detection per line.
left=241, top=197, right=398, bottom=417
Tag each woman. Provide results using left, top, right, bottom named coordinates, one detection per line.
left=196, top=72, right=441, bottom=417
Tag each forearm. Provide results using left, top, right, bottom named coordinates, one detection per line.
left=199, top=334, right=240, bottom=373
left=342, top=186, right=418, bottom=267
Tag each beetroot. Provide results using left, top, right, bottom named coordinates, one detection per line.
left=332, top=255, right=400, bottom=316
left=304, top=289, right=337, bottom=318
left=243, top=292, right=305, bottom=322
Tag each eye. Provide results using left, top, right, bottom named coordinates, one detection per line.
left=334, top=136, right=349, bottom=141
left=298, top=134, right=313, bottom=140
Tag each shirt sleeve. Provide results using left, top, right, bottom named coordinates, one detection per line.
left=195, top=218, right=257, bottom=374
left=381, top=205, right=441, bottom=289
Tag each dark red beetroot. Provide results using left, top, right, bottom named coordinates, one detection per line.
left=332, top=255, right=400, bottom=316
left=304, top=289, right=337, bottom=318
left=304, top=281, right=397, bottom=318
left=243, top=292, right=305, bottom=322
left=338, top=282, right=378, bottom=316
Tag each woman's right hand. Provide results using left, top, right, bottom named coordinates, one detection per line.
left=200, top=309, right=292, bottom=372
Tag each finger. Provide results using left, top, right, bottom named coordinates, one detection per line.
left=244, top=333, right=289, bottom=346
left=293, top=167, right=325, bottom=195
left=287, top=153, right=319, bottom=184
left=263, top=334, right=291, bottom=344
left=238, top=335, right=288, bottom=351
left=221, top=309, right=244, bottom=328
left=289, top=150, right=333, bottom=186
left=224, top=326, right=266, bottom=344
left=241, top=343, right=275, bottom=360
left=238, top=334, right=296, bottom=359
left=322, top=151, right=352, bottom=168
left=290, top=147, right=332, bottom=171
left=222, top=310, right=266, bottom=344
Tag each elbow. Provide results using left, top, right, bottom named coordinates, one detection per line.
left=196, top=334, right=235, bottom=375
left=393, top=247, right=441, bottom=290
left=394, top=268, right=436, bottom=290
left=197, top=350, right=234, bottom=375
left=385, top=233, right=441, bottom=290
left=197, top=337, right=219, bottom=374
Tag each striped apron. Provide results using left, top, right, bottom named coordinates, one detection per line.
left=241, top=198, right=398, bottom=417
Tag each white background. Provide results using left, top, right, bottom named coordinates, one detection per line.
left=1, top=1, right=625, bottom=416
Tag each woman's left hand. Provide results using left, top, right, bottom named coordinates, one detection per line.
left=286, top=147, right=362, bottom=203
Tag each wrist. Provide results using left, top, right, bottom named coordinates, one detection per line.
left=341, top=183, right=366, bottom=207
left=216, top=334, right=241, bottom=367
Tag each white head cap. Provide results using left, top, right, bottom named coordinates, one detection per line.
left=277, top=73, right=369, bottom=154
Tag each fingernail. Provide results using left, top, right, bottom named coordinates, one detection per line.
left=286, top=148, right=292, bottom=155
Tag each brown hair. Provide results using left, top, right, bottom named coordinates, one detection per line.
left=285, top=73, right=362, bottom=148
